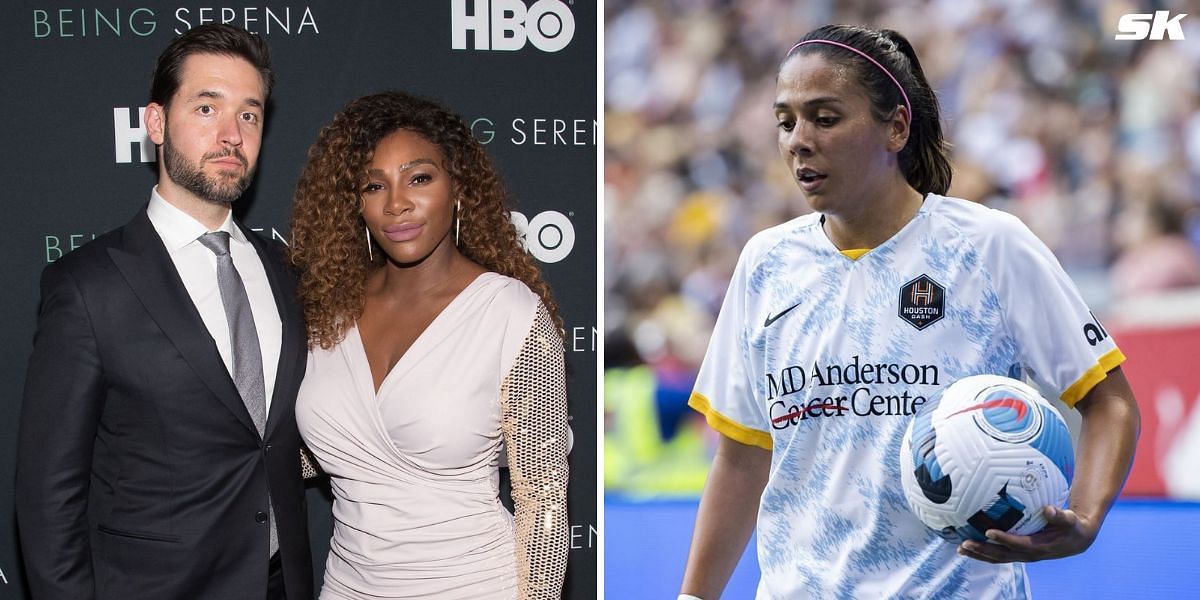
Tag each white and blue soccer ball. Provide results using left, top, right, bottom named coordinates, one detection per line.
left=899, top=374, right=1074, bottom=542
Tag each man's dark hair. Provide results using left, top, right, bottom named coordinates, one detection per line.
left=150, top=24, right=273, bottom=107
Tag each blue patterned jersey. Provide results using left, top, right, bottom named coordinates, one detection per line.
left=689, top=195, right=1124, bottom=599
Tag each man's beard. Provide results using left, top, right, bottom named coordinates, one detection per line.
left=162, top=127, right=255, bottom=205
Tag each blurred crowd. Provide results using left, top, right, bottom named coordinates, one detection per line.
left=604, top=0, right=1200, bottom=494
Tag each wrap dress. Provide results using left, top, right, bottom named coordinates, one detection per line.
left=296, top=273, right=569, bottom=599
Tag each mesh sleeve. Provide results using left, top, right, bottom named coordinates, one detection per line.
left=300, top=446, right=321, bottom=480
left=499, top=302, right=569, bottom=598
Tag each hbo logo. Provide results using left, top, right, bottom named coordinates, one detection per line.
left=451, top=0, right=575, bottom=52
left=511, top=211, right=574, bottom=263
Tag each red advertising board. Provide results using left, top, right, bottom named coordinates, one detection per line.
left=1113, top=324, right=1200, bottom=497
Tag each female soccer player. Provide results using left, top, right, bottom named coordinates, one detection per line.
left=289, top=92, right=569, bottom=599
left=680, top=25, right=1139, bottom=599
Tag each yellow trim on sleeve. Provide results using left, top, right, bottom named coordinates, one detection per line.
left=840, top=248, right=871, bottom=260
left=1060, top=348, right=1127, bottom=407
left=688, top=392, right=773, bottom=450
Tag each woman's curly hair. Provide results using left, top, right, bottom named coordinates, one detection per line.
left=289, top=91, right=561, bottom=349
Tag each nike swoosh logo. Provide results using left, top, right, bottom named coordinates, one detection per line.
left=948, top=397, right=1028, bottom=420
left=764, top=302, right=802, bottom=327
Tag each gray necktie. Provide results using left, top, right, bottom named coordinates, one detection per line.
left=197, top=231, right=278, bottom=556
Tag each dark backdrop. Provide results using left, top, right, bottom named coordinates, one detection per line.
left=0, top=1, right=597, bottom=597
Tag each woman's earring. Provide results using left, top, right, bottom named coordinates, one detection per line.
left=365, top=224, right=373, bottom=261
left=455, top=199, right=462, bottom=247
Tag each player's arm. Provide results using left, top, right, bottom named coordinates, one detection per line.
left=960, top=366, right=1139, bottom=563
left=15, top=264, right=104, bottom=599
left=680, top=434, right=771, bottom=599
left=500, top=303, right=569, bottom=598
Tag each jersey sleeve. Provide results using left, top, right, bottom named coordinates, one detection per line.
left=989, top=214, right=1125, bottom=407
left=688, top=242, right=773, bottom=450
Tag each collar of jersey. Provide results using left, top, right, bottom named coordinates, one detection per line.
left=818, top=193, right=938, bottom=262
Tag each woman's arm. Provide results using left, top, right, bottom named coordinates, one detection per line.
left=959, top=366, right=1140, bottom=563
left=500, top=304, right=570, bottom=597
left=680, top=434, right=772, bottom=599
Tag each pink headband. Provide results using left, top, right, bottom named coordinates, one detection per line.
left=788, top=39, right=912, bottom=126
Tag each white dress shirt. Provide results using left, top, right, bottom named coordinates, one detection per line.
left=146, top=187, right=281, bottom=414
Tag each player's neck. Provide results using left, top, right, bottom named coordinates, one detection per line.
left=822, top=184, right=925, bottom=251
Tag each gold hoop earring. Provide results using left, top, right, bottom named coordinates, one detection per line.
left=455, top=199, right=461, bottom=247
left=365, top=224, right=373, bottom=261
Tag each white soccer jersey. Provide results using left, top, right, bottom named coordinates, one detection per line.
left=690, top=194, right=1124, bottom=599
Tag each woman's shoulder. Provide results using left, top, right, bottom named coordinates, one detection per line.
left=473, top=272, right=542, bottom=314
left=925, top=194, right=1030, bottom=239
left=475, top=273, right=556, bottom=370
left=925, top=194, right=1052, bottom=268
left=740, top=212, right=822, bottom=265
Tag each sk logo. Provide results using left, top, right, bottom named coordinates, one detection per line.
left=1115, top=11, right=1187, bottom=41
left=898, top=274, right=945, bottom=330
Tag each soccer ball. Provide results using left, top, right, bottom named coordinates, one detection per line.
left=899, top=374, right=1074, bottom=542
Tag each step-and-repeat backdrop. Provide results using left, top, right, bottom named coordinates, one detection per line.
left=0, top=1, right=596, bottom=596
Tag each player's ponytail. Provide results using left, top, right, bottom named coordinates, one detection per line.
left=881, top=29, right=952, bottom=197
left=785, top=25, right=952, bottom=196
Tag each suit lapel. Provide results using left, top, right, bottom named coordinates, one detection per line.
left=241, top=225, right=300, bottom=440
left=107, top=210, right=260, bottom=436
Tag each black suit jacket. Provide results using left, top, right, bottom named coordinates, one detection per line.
left=16, top=208, right=313, bottom=600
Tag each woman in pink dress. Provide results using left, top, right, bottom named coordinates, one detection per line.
left=289, top=91, right=569, bottom=599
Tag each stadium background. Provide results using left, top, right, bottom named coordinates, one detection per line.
left=604, top=0, right=1200, bottom=597
left=0, top=1, right=596, bottom=597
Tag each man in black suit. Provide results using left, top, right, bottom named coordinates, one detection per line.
left=16, top=24, right=311, bottom=600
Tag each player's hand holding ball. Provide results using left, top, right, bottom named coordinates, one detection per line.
left=958, top=503, right=1099, bottom=563
left=899, top=375, right=1094, bottom=563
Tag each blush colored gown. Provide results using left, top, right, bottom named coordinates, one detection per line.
left=296, top=273, right=569, bottom=599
